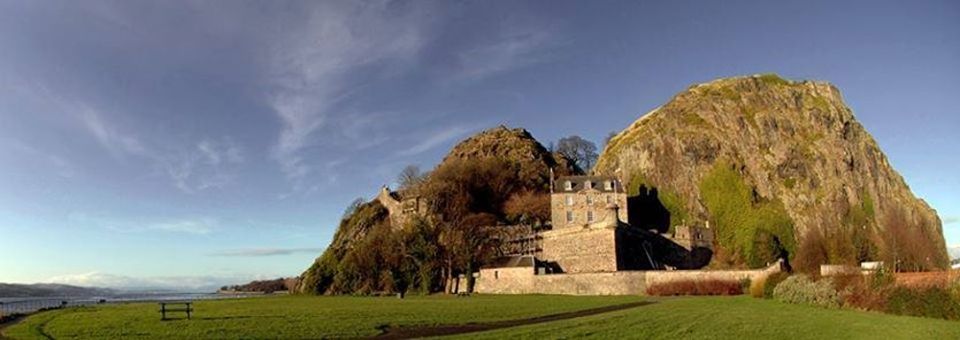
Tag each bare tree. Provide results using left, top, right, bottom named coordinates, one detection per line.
left=342, top=198, right=365, bottom=220
left=397, top=165, right=426, bottom=190
left=557, top=135, right=598, bottom=170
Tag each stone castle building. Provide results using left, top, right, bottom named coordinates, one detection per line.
left=540, top=175, right=654, bottom=273
left=376, top=186, right=427, bottom=229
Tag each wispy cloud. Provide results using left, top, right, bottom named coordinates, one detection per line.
left=147, top=219, right=217, bottom=235
left=944, top=216, right=959, bottom=225
left=398, top=125, right=474, bottom=157
left=6, top=139, right=77, bottom=178
left=77, top=105, right=146, bottom=158
left=454, top=20, right=561, bottom=80
left=161, top=138, right=244, bottom=193
left=267, top=2, right=429, bottom=180
left=210, top=247, right=323, bottom=257
left=70, top=213, right=218, bottom=235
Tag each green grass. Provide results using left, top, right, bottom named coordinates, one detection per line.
left=3, top=295, right=641, bottom=339
left=457, top=296, right=960, bottom=339
left=6, top=295, right=960, bottom=339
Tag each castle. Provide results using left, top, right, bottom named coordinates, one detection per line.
left=375, top=175, right=782, bottom=295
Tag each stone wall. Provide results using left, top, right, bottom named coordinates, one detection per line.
left=541, top=226, right=618, bottom=273
left=474, top=262, right=783, bottom=296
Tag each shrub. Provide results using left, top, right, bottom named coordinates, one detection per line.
left=646, top=279, right=743, bottom=296
left=886, top=286, right=960, bottom=320
left=763, top=272, right=790, bottom=299
left=773, top=275, right=841, bottom=308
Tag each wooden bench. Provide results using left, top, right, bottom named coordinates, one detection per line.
left=159, top=301, right=193, bottom=320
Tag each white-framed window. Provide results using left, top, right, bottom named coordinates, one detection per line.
left=605, top=195, right=612, bottom=204
left=584, top=180, right=592, bottom=189
left=586, top=195, right=593, bottom=204
left=587, top=210, right=595, bottom=222
left=565, top=195, right=573, bottom=206
left=564, top=181, right=573, bottom=191
left=605, top=181, right=613, bottom=190
left=566, top=211, right=574, bottom=223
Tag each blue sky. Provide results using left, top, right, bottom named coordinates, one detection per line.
left=1, top=1, right=957, bottom=289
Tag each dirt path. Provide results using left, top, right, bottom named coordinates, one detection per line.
left=374, top=301, right=653, bottom=339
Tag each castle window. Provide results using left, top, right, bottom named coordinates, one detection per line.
left=565, top=195, right=573, bottom=206
left=605, top=195, right=612, bottom=204
left=605, top=181, right=613, bottom=190
left=587, top=210, right=595, bottom=222
left=566, top=211, right=573, bottom=223
left=586, top=195, right=593, bottom=204
left=564, top=181, right=573, bottom=191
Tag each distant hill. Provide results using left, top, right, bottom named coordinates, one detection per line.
left=0, top=283, right=114, bottom=297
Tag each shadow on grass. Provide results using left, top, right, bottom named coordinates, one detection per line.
left=374, top=301, right=654, bottom=339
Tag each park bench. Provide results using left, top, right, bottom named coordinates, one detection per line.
left=159, top=301, right=193, bottom=320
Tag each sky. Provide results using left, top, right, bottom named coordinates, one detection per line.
left=0, top=1, right=958, bottom=290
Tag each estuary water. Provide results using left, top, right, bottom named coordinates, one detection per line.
left=0, top=292, right=245, bottom=315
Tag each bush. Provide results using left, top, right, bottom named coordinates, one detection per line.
left=773, top=275, right=841, bottom=308
left=646, top=279, right=743, bottom=296
left=886, top=286, right=960, bottom=320
left=763, top=272, right=790, bottom=299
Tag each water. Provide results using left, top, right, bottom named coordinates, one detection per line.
left=0, top=293, right=247, bottom=315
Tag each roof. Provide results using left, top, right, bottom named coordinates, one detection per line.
left=485, top=255, right=535, bottom=268
left=554, top=175, right=623, bottom=193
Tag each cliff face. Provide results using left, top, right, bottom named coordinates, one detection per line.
left=596, top=74, right=946, bottom=268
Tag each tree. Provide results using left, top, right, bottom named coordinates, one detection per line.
left=397, top=165, right=426, bottom=190
left=504, top=191, right=551, bottom=225
left=556, top=135, right=598, bottom=170
left=342, top=198, right=365, bottom=220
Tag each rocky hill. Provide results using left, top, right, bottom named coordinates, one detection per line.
left=442, top=126, right=581, bottom=184
left=596, top=74, right=947, bottom=269
left=298, top=126, right=575, bottom=294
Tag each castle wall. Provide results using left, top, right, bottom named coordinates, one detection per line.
left=474, top=262, right=783, bottom=296
left=541, top=227, right=618, bottom=273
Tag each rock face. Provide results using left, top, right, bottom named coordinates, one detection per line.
left=595, top=74, right=947, bottom=268
left=442, top=125, right=582, bottom=182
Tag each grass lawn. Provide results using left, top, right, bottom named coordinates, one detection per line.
left=5, top=294, right=960, bottom=339
left=3, top=294, right=641, bottom=339
left=459, top=296, right=960, bottom=339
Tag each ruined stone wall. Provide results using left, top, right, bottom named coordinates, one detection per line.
left=475, top=270, right=648, bottom=295
left=541, top=227, right=618, bottom=273
left=551, top=191, right=627, bottom=228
